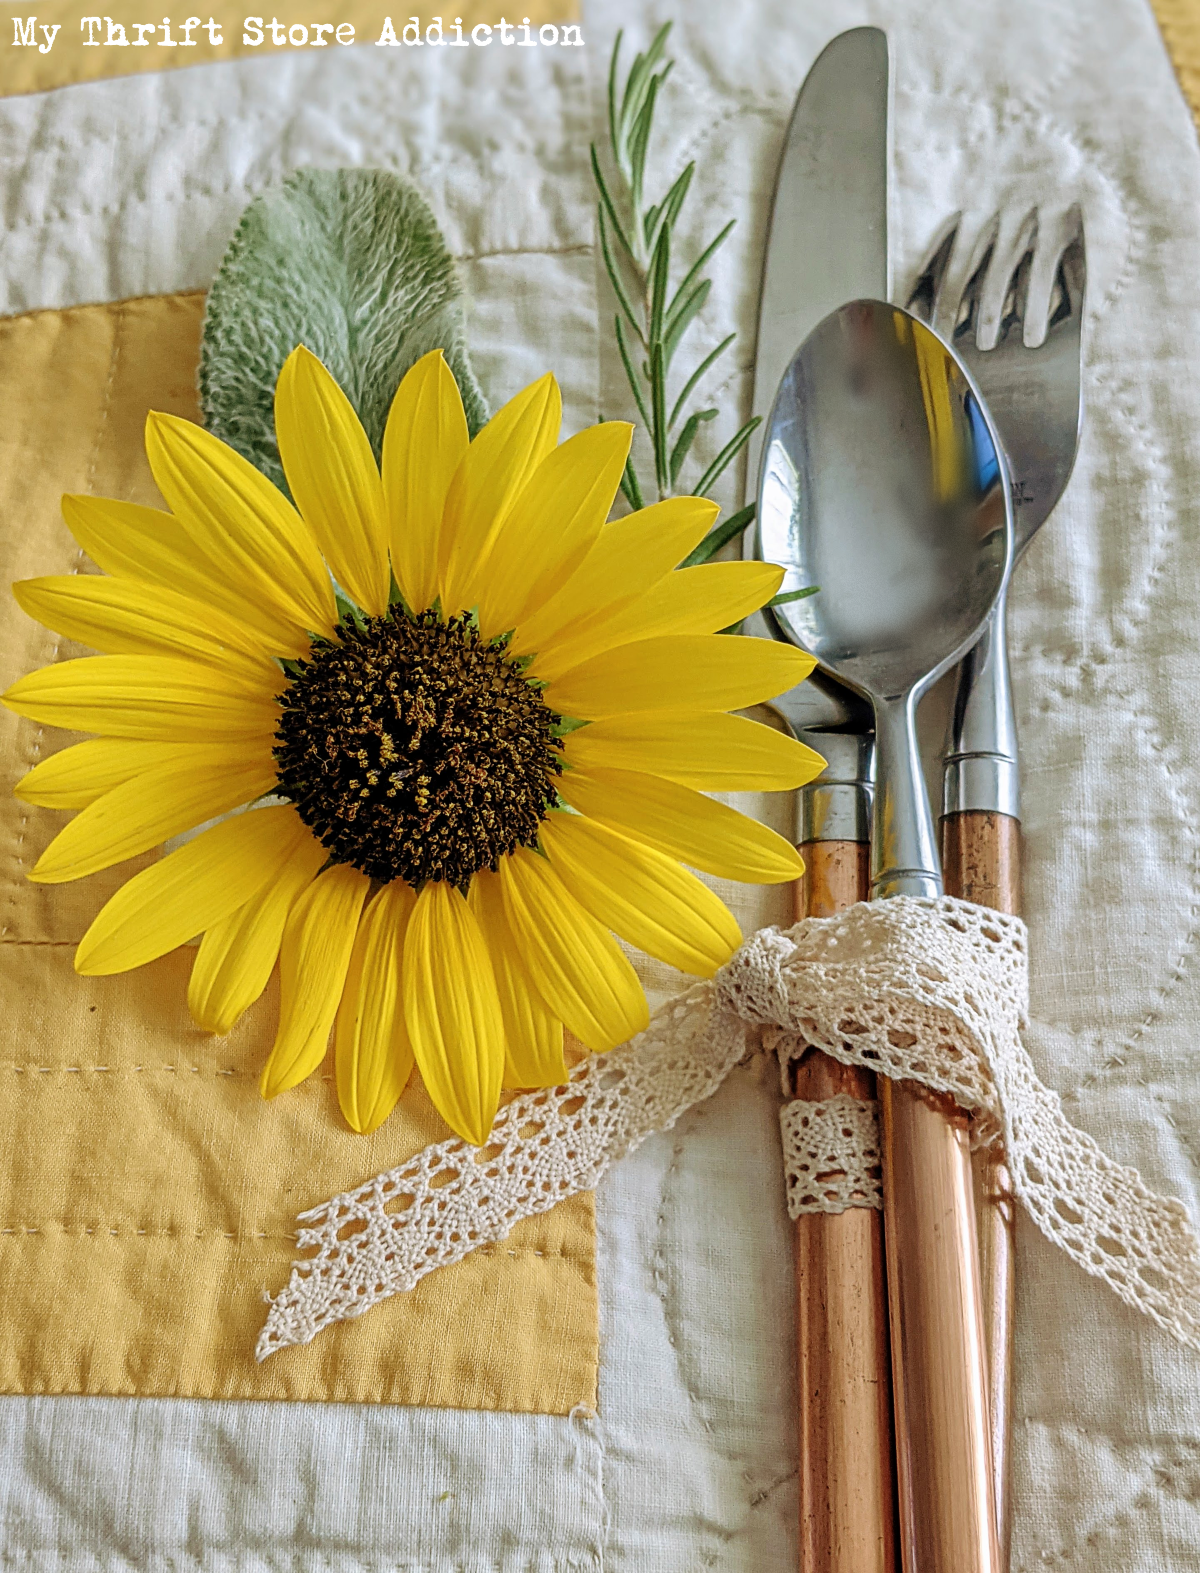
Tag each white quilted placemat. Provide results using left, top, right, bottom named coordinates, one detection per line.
left=2, top=0, right=1200, bottom=1566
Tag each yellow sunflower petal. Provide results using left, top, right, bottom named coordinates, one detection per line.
left=403, top=881, right=504, bottom=1145
left=75, top=803, right=309, bottom=976
left=61, top=495, right=223, bottom=593
left=546, top=634, right=815, bottom=721
left=12, top=575, right=276, bottom=671
left=536, top=561, right=784, bottom=678
left=563, top=711, right=826, bottom=792
left=30, top=742, right=278, bottom=884
left=511, top=496, right=718, bottom=663
left=2, top=654, right=280, bottom=741
left=335, top=882, right=417, bottom=1134
left=539, top=812, right=740, bottom=977
left=145, top=410, right=338, bottom=641
left=497, top=846, right=648, bottom=1052
left=188, top=828, right=328, bottom=1034
left=259, top=863, right=371, bottom=1099
left=60, top=495, right=315, bottom=659
left=382, top=349, right=469, bottom=614
left=558, top=762, right=804, bottom=884
left=475, top=422, right=632, bottom=640
left=469, top=870, right=567, bottom=1090
left=15, top=739, right=200, bottom=809
left=439, top=372, right=561, bottom=616
left=275, top=346, right=391, bottom=617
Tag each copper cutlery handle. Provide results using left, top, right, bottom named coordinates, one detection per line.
left=880, top=1072, right=999, bottom=1573
left=941, top=808, right=1020, bottom=1571
left=792, top=841, right=897, bottom=1573
left=868, top=710, right=1002, bottom=1573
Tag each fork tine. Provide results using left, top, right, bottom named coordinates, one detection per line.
left=906, top=213, right=960, bottom=326
left=953, top=211, right=1001, bottom=350
left=1046, top=203, right=1086, bottom=334
left=995, top=206, right=1039, bottom=347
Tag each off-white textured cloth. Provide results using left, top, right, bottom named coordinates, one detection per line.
left=3, top=0, right=1200, bottom=1568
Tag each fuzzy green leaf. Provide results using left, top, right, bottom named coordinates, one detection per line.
left=199, top=168, right=488, bottom=493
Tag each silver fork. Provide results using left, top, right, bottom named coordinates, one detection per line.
left=906, top=205, right=1086, bottom=1570
left=907, top=204, right=1086, bottom=825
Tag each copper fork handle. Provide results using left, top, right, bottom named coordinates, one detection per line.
left=941, top=808, right=1020, bottom=1571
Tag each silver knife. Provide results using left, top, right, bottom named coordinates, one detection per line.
left=746, top=28, right=885, bottom=753
left=744, top=30, right=899, bottom=1573
left=748, top=26, right=891, bottom=489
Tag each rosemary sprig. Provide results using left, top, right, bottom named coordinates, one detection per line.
left=592, top=22, right=760, bottom=565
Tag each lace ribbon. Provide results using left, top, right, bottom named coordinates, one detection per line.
left=257, top=897, right=1200, bottom=1361
left=779, top=1095, right=883, bottom=1217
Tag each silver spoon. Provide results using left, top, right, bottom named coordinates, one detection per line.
left=757, top=298, right=1012, bottom=1573
left=759, top=299, right=1011, bottom=898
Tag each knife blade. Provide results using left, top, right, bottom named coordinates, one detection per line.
left=746, top=28, right=886, bottom=734
left=745, top=30, right=897, bottom=1573
left=746, top=25, right=890, bottom=504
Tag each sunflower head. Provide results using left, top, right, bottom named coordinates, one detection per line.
left=274, top=607, right=563, bottom=888
left=3, top=346, right=822, bottom=1145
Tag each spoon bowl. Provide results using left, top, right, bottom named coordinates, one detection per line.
left=758, top=299, right=1011, bottom=895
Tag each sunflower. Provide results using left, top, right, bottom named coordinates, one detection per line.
left=3, top=347, right=821, bottom=1144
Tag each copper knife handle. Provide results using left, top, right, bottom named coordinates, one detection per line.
left=791, top=842, right=898, bottom=1573
left=941, top=809, right=1020, bottom=1571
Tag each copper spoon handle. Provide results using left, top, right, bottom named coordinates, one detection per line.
left=880, top=1076, right=999, bottom=1573
left=791, top=842, right=898, bottom=1573
left=941, top=809, right=1020, bottom=1571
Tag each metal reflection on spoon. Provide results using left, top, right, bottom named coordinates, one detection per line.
left=757, top=299, right=1012, bottom=896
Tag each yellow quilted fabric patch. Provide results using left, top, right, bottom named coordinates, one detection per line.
left=1151, top=0, right=1200, bottom=129
left=0, top=292, right=597, bottom=1412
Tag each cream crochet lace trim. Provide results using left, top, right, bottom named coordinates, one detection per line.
left=780, top=1095, right=882, bottom=1217
left=257, top=987, right=748, bottom=1360
left=258, top=897, right=1200, bottom=1361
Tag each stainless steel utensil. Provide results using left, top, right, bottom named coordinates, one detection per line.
left=907, top=207, right=1086, bottom=1567
left=746, top=21, right=888, bottom=742
left=761, top=301, right=1012, bottom=897
left=745, top=26, right=891, bottom=498
left=907, top=206, right=1086, bottom=822
left=760, top=298, right=1012, bottom=1573
left=744, top=31, right=894, bottom=1572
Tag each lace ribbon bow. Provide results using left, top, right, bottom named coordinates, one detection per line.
left=256, top=897, right=1200, bottom=1361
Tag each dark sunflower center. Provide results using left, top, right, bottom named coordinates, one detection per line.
left=273, top=608, right=563, bottom=887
